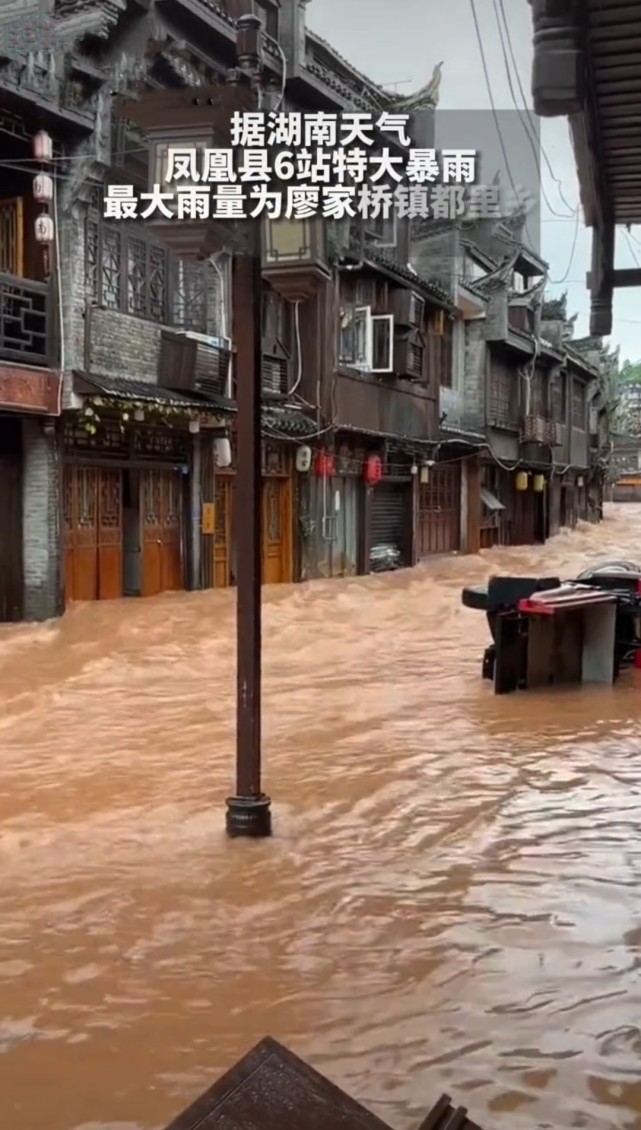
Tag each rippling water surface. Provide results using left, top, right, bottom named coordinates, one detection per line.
left=3, top=504, right=641, bottom=1130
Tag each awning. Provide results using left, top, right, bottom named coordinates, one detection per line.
left=72, top=371, right=234, bottom=413
left=440, top=423, right=485, bottom=444
left=481, top=488, right=504, bottom=512
left=262, top=407, right=318, bottom=437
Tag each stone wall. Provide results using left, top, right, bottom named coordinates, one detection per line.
left=22, top=418, right=62, bottom=621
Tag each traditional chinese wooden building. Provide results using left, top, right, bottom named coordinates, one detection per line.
left=0, top=34, right=80, bottom=621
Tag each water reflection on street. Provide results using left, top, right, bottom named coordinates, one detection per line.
left=2, top=505, right=641, bottom=1130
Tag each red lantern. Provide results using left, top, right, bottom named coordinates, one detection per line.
left=314, top=451, right=335, bottom=476
left=364, top=454, right=383, bottom=484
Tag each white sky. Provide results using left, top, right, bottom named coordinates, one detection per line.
left=306, top=0, right=641, bottom=364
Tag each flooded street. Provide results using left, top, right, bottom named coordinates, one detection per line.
left=4, top=504, right=641, bottom=1130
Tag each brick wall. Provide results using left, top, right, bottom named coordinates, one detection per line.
left=22, top=418, right=62, bottom=621
left=88, top=306, right=162, bottom=382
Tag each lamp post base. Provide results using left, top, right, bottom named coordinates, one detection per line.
left=225, top=794, right=272, bottom=837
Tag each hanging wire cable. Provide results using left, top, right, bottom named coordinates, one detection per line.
left=548, top=207, right=581, bottom=283
left=496, top=0, right=579, bottom=218
left=467, top=0, right=534, bottom=247
left=623, top=229, right=641, bottom=267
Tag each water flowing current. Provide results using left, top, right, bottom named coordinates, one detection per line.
left=3, top=503, right=641, bottom=1130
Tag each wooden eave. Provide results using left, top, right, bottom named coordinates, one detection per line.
left=565, top=351, right=599, bottom=381
left=305, top=30, right=386, bottom=107
left=156, top=0, right=237, bottom=49
left=572, top=0, right=641, bottom=227
left=0, top=72, right=95, bottom=134
left=154, top=0, right=282, bottom=78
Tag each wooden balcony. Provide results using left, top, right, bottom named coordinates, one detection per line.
left=157, top=328, right=231, bottom=400
left=508, top=303, right=533, bottom=335
left=0, top=273, right=51, bottom=367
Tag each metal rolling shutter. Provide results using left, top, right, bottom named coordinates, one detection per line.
left=370, top=483, right=408, bottom=554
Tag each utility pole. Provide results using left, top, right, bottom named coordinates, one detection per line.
left=115, top=18, right=273, bottom=836
left=225, top=14, right=271, bottom=837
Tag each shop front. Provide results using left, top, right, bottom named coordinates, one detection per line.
left=369, top=463, right=414, bottom=569
left=63, top=419, right=191, bottom=602
left=418, top=461, right=462, bottom=556
left=212, top=438, right=295, bottom=587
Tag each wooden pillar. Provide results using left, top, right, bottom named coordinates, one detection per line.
left=589, top=220, right=614, bottom=337
left=530, top=0, right=584, bottom=117
left=189, top=430, right=201, bottom=590
left=410, top=470, right=419, bottom=565
left=465, top=456, right=481, bottom=554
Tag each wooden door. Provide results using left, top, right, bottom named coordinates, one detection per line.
left=262, top=476, right=291, bottom=584
left=331, top=476, right=359, bottom=576
left=0, top=197, right=23, bottom=276
left=64, top=466, right=123, bottom=601
left=64, top=466, right=97, bottom=601
left=0, top=454, right=23, bottom=621
left=214, top=475, right=234, bottom=587
left=419, top=464, right=461, bottom=555
left=98, top=469, right=123, bottom=598
left=141, top=469, right=184, bottom=596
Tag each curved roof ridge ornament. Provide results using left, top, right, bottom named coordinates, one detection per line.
left=385, top=61, right=444, bottom=111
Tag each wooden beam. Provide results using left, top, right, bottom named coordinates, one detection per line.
left=611, top=267, right=641, bottom=287
left=589, top=220, right=614, bottom=336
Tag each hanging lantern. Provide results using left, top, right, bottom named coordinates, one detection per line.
left=314, top=451, right=335, bottom=477
left=364, top=454, right=383, bottom=485
left=214, top=436, right=232, bottom=467
left=295, top=444, right=312, bottom=473
left=33, top=130, right=52, bottom=161
left=133, top=408, right=145, bottom=422
left=188, top=418, right=200, bottom=434
left=236, top=13, right=262, bottom=72
left=419, top=464, right=430, bottom=485
left=33, top=173, right=54, bottom=202
left=515, top=470, right=528, bottom=491
left=533, top=474, right=545, bottom=492
left=410, top=463, right=418, bottom=476
left=34, top=213, right=54, bottom=243
left=577, top=475, right=584, bottom=488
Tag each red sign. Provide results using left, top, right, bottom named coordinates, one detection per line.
left=0, top=366, right=61, bottom=414
left=314, top=451, right=335, bottom=477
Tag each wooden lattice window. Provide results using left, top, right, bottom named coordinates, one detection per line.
left=488, top=361, right=517, bottom=428
left=427, top=309, right=452, bottom=387
left=571, top=377, right=586, bottom=429
left=84, top=194, right=216, bottom=334
left=0, top=197, right=23, bottom=276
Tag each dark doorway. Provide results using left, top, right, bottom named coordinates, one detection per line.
left=0, top=416, right=23, bottom=621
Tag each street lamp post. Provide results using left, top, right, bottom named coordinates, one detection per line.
left=116, top=20, right=272, bottom=836
left=225, top=15, right=271, bottom=837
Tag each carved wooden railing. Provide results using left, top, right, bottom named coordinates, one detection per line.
left=0, top=272, right=51, bottom=366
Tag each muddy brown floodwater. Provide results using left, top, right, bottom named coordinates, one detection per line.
left=4, top=504, right=641, bottom=1130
